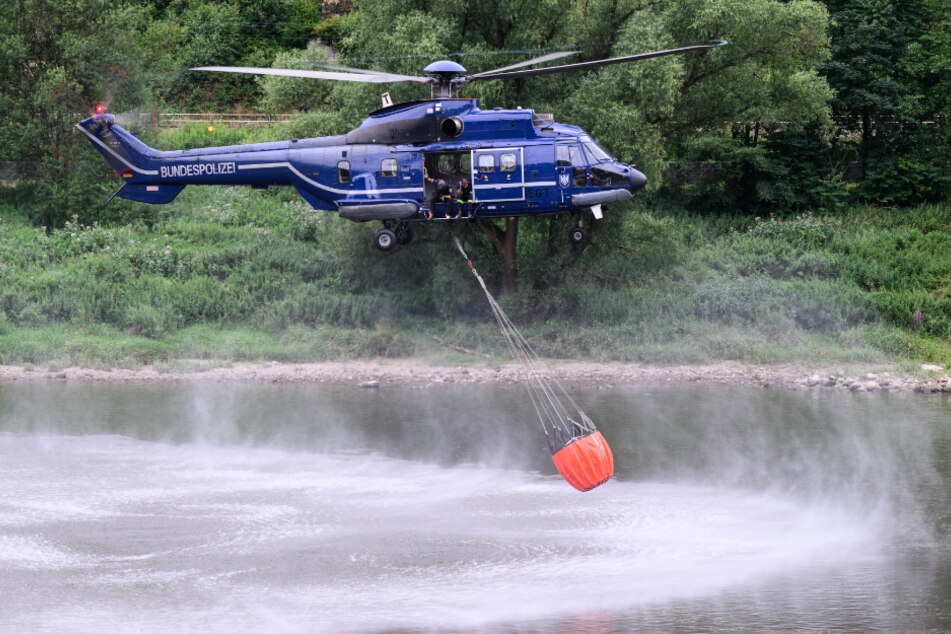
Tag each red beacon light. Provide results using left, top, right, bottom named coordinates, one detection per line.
left=94, top=104, right=105, bottom=115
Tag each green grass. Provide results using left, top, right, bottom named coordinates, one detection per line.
left=0, top=183, right=949, bottom=369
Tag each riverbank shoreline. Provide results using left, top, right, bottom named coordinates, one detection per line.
left=1, top=359, right=948, bottom=393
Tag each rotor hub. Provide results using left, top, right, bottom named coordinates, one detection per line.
left=423, top=60, right=468, bottom=98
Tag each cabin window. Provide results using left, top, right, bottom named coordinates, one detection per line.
left=556, top=145, right=570, bottom=167
left=477, top=154, right=495, bottom=173
left=438, top=154, right=454, bottom=176
left=337, top=160, right=350, bottom=184
left=381, top=158, right=398, bottom=177
left=500, top=152, right=517, bottom=172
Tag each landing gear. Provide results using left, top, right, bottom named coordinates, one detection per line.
left=568, top=225, right=589, bottom=244
left=394, top=222, right=414, bottom=245
left=374, top=228, right=397, bottom=252
left=374, top=221, right=413, bottom=251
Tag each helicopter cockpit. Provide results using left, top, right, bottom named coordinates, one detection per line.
left=578, top=138, right=631, bottom=187
left=556, top=137, right=632, bottom=188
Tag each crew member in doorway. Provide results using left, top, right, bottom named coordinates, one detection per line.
left=425, top=175, right=452, bottom=220
left=455, top=177, right=472, bottom=219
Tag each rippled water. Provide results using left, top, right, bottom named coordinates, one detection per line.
left=0, top=382, right=948, bottom=632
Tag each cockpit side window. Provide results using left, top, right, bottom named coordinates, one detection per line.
left=568, top=145, right=585, bottom=166
left=556, top=145, right=570, bottom=167
left=568, top=144, right=587, bottom=186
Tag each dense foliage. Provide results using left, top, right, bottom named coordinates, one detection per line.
left=0, top=0, right=948, bottom=366
left=0, top=179, right=948, bottom=366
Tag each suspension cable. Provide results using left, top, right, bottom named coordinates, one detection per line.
left=450, top=231, right=595, bottom=440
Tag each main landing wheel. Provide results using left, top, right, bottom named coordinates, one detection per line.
left=568, top=225, right=589, bottom=244
left=374, top=228, right=397, bottom=252
left=394, top=223, right=414, bottom=245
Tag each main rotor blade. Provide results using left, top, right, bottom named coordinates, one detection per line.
left=470, top=41, right=727, bottom=81
left=191, top=66, right=432, bottom=84
left=309, top=62, right=433, bottom=82
left=468, top=51, right=580, bottom=78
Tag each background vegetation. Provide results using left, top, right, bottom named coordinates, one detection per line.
left=0, top=0, right=948, bottom=367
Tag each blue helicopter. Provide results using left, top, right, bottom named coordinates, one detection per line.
left=77, top=41, right=725, bottom=251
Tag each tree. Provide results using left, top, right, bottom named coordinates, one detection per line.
left=260, top=42, right=338, bottom=113
left=822, top=0, right=908, bottom=162
left=0, top=0, right=149, bottom=226
left=304, top=0, right=833, bottom=295
left=820, top=0, right=951, bottom=202
left=565, top=0, right=833, bottom=184
left=896, top=0, right=950, bottom=122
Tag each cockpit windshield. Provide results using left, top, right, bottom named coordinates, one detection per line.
left=583, top=141, right=613, bottom=162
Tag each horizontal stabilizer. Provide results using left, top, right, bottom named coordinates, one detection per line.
left=114, top=183, right=185, bottom=204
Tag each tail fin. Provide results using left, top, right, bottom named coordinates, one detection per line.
left=76, top=114, right=185, bottom=204
left=76, top=114, right=157, bottom=176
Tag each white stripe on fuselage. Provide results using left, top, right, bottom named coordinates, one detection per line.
left=76, top=127, right=559, bottom=199
left=472, top=181, right=555, bottom=190
left=239, top=162, right=422, bottom=196
left=240, top=162, right=555, bottom=197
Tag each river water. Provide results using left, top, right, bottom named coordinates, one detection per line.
left=0, top=381, right=949, bottom=633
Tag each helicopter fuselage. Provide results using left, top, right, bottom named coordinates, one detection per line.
left=77, top=97, right=646, bottom=246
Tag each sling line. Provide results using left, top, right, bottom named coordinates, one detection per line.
left=449, top=230, right=596, bottom=450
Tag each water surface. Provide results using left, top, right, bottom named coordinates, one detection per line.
left=0, top=382, right=948, bottom=632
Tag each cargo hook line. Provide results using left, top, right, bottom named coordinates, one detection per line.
left=449, top=230, right=595, bottom=443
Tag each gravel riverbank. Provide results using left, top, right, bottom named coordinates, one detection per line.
left=1, top=359, right=949, bottom=393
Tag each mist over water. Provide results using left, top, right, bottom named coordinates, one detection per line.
left=0, top=382, right=948, bottom=632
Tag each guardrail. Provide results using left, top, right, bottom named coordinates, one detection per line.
left=116, top=112, right=295, bottom=130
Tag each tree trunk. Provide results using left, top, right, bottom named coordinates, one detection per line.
left=477, top=217, right=519, bottom=296
left=861, top=109, right=872, bottom=171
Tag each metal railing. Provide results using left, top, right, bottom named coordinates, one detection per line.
left=116, top=111, right=295, bottom=130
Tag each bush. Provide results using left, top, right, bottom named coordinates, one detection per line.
left=125, top=304, right=169, bottom=339
left=860, top=124, right=951, bottom=205
left=745, top=212, right=840, bottom=249
left=2, top=179, right=949, bottom=366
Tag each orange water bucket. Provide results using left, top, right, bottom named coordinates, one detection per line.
left=551, top=430, right=614, bottom=491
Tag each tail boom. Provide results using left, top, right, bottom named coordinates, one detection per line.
left=76, top=113, right=299, bottom=204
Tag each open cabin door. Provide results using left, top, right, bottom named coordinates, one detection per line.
left=423, top=151, right=471, bottom=201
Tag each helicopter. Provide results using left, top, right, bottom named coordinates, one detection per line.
left=77, top=41, right=726, bottom=251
